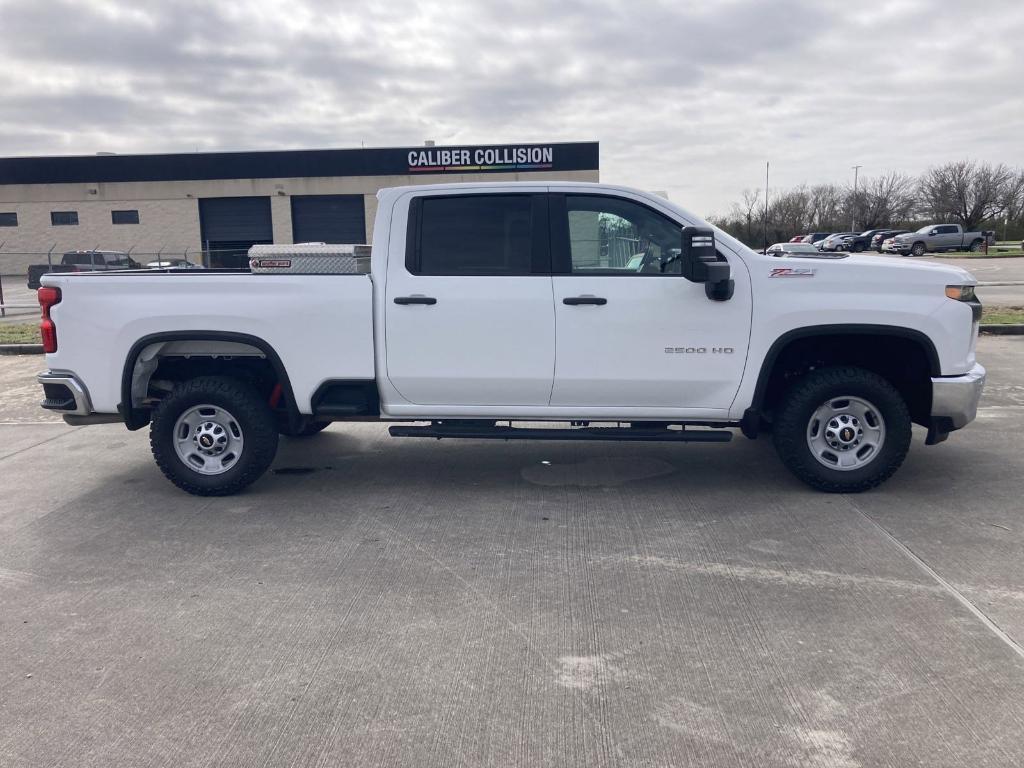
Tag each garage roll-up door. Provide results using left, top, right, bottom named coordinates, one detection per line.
left=199, top=197, right=273, bottom=243
left=291, top=195, right=366, bottom=244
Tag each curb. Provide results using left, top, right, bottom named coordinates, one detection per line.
left=980, top=324, right=1024, bottom=335
left=0, top=344, right=43, bottom=355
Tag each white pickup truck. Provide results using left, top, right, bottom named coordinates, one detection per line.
left=36, top=182, right=986, bottom=496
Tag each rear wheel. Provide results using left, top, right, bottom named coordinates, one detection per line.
left=772, top=366, right=911, bottom=493
left=150, top=376, right=278, bottom=496
left=968, top=239, right=983, bottom=252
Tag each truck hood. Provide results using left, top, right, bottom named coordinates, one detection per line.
left=785, top=252, right=976, bottom=284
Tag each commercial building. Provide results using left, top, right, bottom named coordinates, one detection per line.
left=0, top=141, right=599, bottom=274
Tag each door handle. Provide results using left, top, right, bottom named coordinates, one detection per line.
left=394, top=296, right=437, bottom=305
left=563, top=296, right=607, bottom=306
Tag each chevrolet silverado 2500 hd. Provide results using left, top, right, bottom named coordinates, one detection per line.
left=36, top=182, right=986, bottom=496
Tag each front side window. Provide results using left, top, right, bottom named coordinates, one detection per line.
left=565, top=195, right=682, bottom=275
left=51, top=211, right=79, bottom=226
left=0, top=212, right=17, bottom=227
left=411, top=195, right=537, bottom=276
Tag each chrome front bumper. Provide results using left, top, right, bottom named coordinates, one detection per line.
left=37, top=371, right=93, bottom=416
left=931, top=363, right=986, bottom=431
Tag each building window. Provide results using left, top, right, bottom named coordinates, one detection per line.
left=51, top=211, right=79, bottom=226
left=111, top=209, right=140, bottom=225
left=0, top=212, right=17, bottom=227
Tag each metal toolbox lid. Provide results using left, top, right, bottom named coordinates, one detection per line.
left=248, top=243, right=371, bottom=274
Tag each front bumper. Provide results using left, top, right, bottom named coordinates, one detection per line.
left=927, top=363, right=986, bottom=443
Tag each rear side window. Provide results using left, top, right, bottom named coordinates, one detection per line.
left=408, top=195, right=543, bottom=275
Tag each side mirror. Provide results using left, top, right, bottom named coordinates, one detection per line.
left=680, top=226, right=734, bottom=301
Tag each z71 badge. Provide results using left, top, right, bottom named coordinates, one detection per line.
left=769, top=267, right=816, bottom=278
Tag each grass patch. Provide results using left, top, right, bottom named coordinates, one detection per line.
left=0, top=323, right=40, bottom=344
left=982, top=307, right=1024, bottom=325
left=934, top=250, right=1024, bottom=258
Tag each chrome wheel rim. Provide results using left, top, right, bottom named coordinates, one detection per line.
left=173, top=405, right=244, bottom=475
left=806, top=395, right=885, bottom=471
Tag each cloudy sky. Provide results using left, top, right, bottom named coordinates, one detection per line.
left=1, top=0, right=1021, bottom=215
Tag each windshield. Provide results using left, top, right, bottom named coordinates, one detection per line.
left=916, top=225, right=933, bottom=234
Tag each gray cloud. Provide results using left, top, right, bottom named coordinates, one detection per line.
left=0, top=0, right=1021, bottom=214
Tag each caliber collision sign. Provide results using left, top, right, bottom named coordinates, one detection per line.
left=408, top=145, right=556, bottom=173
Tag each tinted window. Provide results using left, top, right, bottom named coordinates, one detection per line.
left=0, top=212, right=17, bottom=227
left=111, top=209, right=139, bottom=225
left=939, top=225, right=959, bottom=234
left=51, top=211, right=79, bottom=226
left=566, top=195, right=681, bottom=275
left=64, top=252, right=101, bottom=265
left=413, top=195, right=534, bottom=275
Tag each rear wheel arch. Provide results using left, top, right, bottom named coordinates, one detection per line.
left=748, top=326, right=939, bottom=432
left=119, top=331, right=300, bottom=431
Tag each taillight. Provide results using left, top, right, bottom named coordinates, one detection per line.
left=38, top=286, right=61, bottom=353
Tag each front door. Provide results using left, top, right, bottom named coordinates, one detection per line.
left=549, top=193, right=750, bottom=412
left=384, top=192, right=555, bottom=406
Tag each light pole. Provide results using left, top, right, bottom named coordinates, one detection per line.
left=851, top=165, right=862, bottom=232
left=764, top=161, right=769, bottom=250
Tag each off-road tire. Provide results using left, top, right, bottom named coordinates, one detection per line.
left=772, top=366, right=911, bottom=493
left=150, top=376, right=278, bottom=496
left=911, top=242, right=926, bottom=257
left=280, top=420, right=331, bottom=437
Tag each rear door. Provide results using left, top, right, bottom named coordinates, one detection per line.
left=548, top=193, right=751, bottom=411
left=384, top=192, right=555, bottom=406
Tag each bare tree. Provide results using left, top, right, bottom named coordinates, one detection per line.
left=853, top=172, right=918, bottom=228
left=919, top=161, right=1017, bottom=230
left=808, top=184, right=844, bottom=230
left=740, top=188, right=761, bottom=243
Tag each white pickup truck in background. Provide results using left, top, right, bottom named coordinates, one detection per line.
left=36, top=182, right=986, bottom=496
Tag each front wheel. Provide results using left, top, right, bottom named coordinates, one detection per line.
left=772, top=367, right=911, bottom=493
left=150, top=376, right=279, bottom=496
left=911, top=242, right=926, bottom=257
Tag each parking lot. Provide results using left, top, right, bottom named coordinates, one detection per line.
left=1, top=336, right=1023, bottom=766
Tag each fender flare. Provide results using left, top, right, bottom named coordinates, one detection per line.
left=748, top=324, right=941, bottom=415
left=118, top=331, right=299, bottom=430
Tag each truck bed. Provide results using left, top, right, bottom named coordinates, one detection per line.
left=40, top=271, right=375, bottom=414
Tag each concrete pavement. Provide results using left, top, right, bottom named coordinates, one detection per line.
left=1, top=339, right=1024, bottom=766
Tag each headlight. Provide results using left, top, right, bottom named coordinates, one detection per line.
left=945, top=285, right=976, bottom=301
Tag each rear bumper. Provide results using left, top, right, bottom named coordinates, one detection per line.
left=927, top=363, right=986, bottom=443
left=37, top=371, right=93, bottom=416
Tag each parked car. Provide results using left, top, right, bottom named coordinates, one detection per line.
left=788, top=235, right=807, bottom=243
left=27, top=251, right=140, bottom=289
left=888, top=225, right=989, bottom=256
left=818, top=233, right=858, bottom=252
left=146, top=259, right=204, bottom=270
left=36, top=181, right=985, bottom=496
left=800, top=232, right=831, bottom=244
left=871, top=229, right=910, bottom=252
left=765, top=242, right=821, bottom=257
left=845, top=229, right=892, bottom=253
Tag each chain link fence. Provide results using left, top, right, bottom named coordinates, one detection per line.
left=0, top=246, right=252, bottom=320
